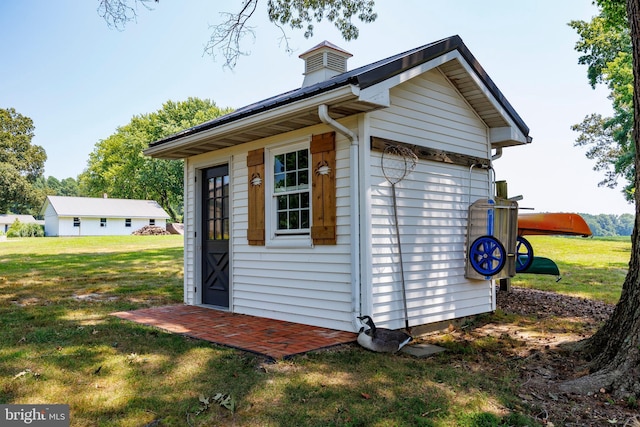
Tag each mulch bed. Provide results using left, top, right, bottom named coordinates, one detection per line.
left=488, top=287, right=638, bottom=427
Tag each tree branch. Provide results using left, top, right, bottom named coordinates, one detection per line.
left=97, top=0, right=157, bottom=30
left=203, top=0, right=260, bottom=69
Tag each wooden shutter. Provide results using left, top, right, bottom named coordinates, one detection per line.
left=247, top=148, right=265, bottom=245
left=311, top=132, right=337, bottom=245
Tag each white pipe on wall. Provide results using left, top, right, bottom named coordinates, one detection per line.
left=318, top=104, right=362, bottom=332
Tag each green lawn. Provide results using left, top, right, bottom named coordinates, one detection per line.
left=0, top=235, right=629, bottom=426
left=512, top=235, right=629, bottom=304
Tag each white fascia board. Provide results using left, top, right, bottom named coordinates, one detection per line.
left=489, top=127, right=529, bottom=146
left=143, top=85, right=360, bottom=157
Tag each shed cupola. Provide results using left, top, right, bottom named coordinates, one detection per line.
left=299, top=41, right=352, bottom=87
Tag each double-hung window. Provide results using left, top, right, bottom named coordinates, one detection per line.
left=272, top=145, right=310, bottom=236
left=247, top=132, right=337, bottom=247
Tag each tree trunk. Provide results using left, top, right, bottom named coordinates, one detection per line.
left=561, top=0, right=640, bottom=399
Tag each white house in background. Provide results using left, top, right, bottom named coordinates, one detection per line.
left=144, top=36, right=532, bottom=333
left=41, top=196, right=170, bottom=236
left=0, top=214, right=42, bottom=233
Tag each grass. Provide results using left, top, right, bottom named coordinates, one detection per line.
left=512, top=235, right=630, bottom=304
left=0, top=235, right=630, bottom=426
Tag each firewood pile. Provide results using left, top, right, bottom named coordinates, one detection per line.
left=132, top=225, right=171, bottom=235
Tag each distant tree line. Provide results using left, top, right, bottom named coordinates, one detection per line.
left=580, top=212, right=634, bottom=236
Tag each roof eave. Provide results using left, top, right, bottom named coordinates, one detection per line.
left=144, top=85, right=379, bottom=159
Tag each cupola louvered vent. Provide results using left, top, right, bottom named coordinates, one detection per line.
left=299, top=41, right=352, bottom=87
left=326, top=52, right=347, bottom=72
left=305, top=53, right=325, bottom=74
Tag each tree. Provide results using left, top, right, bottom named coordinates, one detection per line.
left=35, top=176, right=82, bottom=197
left=79, top=97, right=232, bottom=221
left=97, top=0, right=377, bottom=68
left=570, top=9, right=635, bottom=203
left=560, top=0, right=640, bottom=400
left=0, top=108, right=47, bottom=214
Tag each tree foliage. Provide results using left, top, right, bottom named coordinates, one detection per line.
left=79, top=97, right=232, bottom=221
left=0, top=108, right=47, bottom=214
left=97, top=0, right=377, bottom=68
left=580, top=212, right=634, bottom=235
left=570, top=5, right=635, bottom=203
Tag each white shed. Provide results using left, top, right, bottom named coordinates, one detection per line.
left=144, top=36, right=531, bottom=333
left=41, top=196, right=170, bottom=236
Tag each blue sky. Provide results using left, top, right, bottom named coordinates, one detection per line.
left=1, top=1, right=633, bottom=215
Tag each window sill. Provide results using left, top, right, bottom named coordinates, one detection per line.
left=266, top=235, right=313, bottom=249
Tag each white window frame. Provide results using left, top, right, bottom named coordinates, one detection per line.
left=265, top=139, right=313, bottom=248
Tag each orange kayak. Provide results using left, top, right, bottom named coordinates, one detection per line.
left=517, top=213, right=592, bottom=237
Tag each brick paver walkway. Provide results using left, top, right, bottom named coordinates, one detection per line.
left=112, top=305, right=356, bottom=360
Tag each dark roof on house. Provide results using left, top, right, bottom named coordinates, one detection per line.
left=147, top=35, right=529, bottom=158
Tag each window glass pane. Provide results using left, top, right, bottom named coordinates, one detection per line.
left=222, top=176, right=229, bottom=197
left=285, top=172, right=297, bottom=188
left=215, top=198, right=223, bottom=220
left=274, top=154, right=285, bottom=173
left=301, top=209, right=309, bottom=228
left=223, top=218, right=229, bottom=239
left=274, top=173, right=285, bottom=192
left=298, top=149, right=308, bottom=169
left=289, top=194, right=299, bottom=209
left=215, top=176, right=223, bottom=198
left=215, top=219, right=222, bottom=240
left=208, top=178, right=215, bottom=198
left=289, top=211, right=299, bottom=229
left=285, top=152, right=297, bottom=171
left=299, top=170, right=308, bottom=187
left=277, top=195, right=287, bottom=210
left=278, top=212, right=288, bottom=230
left=301, top=192, right=309, bottom=208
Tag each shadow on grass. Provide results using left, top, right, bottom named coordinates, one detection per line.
left=0, top=243, right=539, bottom=426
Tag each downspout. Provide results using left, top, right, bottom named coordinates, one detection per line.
left=318, top=104, right=361, bottom=331
left=491, top=147, right=503, bottom=161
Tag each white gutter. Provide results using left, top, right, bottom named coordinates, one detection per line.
left=318, top=104, right=361, bottom=332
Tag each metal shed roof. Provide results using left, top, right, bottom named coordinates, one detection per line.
left=145, top=35, right=530, bottom=159
left=43, top=196, right=170, bottom=219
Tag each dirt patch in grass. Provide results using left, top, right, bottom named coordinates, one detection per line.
left=438, top=287, right=638, bottom=426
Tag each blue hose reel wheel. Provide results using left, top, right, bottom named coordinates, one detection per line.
left=515, top=236, right=534, bottom=273
left=469, top=235, right=506, bottom=276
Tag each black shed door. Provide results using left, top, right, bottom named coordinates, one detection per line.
left=201, top=165, right=230, bottom=307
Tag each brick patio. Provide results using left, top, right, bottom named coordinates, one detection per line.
left=111, top=304, right=356, bottom=360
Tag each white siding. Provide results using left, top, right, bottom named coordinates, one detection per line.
left=365, top=68, right=494, bottom=330
left=183, top=125, right=354, bottom=331
left=369, top=69, right=489, bottom=158
left=43, top=204, right=60, bottom=237
left=48, top=216, right=165, bottom=236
